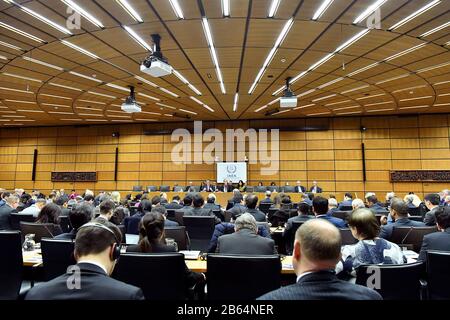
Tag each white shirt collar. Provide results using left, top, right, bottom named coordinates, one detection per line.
left=296, top=271, right=315, bottom=282
left=77, top=260, right=108, bottom=274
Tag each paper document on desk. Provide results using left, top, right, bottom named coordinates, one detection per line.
left=402, top=250, right=419, bottom=259
left=179, top=250, right=201, bottom=260
left=282, top=263, right=294, bottom=270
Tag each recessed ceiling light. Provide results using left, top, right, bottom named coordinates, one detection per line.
left=168, top=0, right=184, bottom=19
left=61, top=40, right=100, bottom=60
left=123, top=26, right=152, bottom=51
left=22, top=56, right=64, bottom=71
left=61, top=0, right=104, bottom=28
left=353, top=0, right=388, bottom=24
left=0, top=40, right=23, bottom=51
left=69, top=71, right=102, bottom=83
left=0, top=21, right=46, bottom=43
left=116, top=0, right=143, bottom=22
left=312, top=0, right=335, bottom=20
left=420, top=21, right=450, bottom=38
left=268, top=0, right=281, bottom=18
left=49, top=82, right=82, bottom=91
left=87, top=91, right=116, bottom=99
left=202, top=17, right=226, bottom=94
left=389, top=0, right=441, bottom=31
left=233, top=93, right=239, bottom=112
left=222, top=0, right=230, bottom=17
left=190, top=96, right=214, bottom=112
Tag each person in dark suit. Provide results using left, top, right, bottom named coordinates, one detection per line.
left=338, top=193, right=353, bottom=210
left=367, top=195, right=388, bottom=214
left=309, top=181, right=322, bottom=194
left=26, top=221, right=144, bottom=300
left=283, top=202, right=313, bottom=254
left=295, top=181, right=306, bottom=193
left=123, top=200, right=151, bottom=234
left=327, top=198, right=339, bottom=217
left=200, top=180, right=216, bottom=192
left=165, top=195, right=183, bottom=210
left=379, top=198, right=426, bottom=240
left=313, top=196, right=346, bottom=228
left=418, top=206, right=450, bottom=261
left=258, top=219, right=382, bottom=300
left=244, top=194, right=266, bottom=222
left=423, top=193, right=442, bottom=226
left=54, top=203, right=93, bottom=240
left=184, top=193, right=221, bottom=224
left=94, top=200, right=115, bottom=224
left=259, top=190, right=273, bottom=204
left=227, top=194, right=247, bottom=219
left=219, top=180, right=233, bottom=192
left=126, top=212, right=205, bottom=296
left=216, top=213, right=276, bottom=254
left=180, top=195, right=193, bottom=214
left=203, top=194, right=221, bottom=211
left=151, top=205, right=179, bottom=227
left=0, top=194, right=19, bottom=230
left=185, top=181, right=196, bottom=192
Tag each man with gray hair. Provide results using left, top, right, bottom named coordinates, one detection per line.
left=19, top=198, right=46, bottom=217
left=0, top=194, right=19, bottom=230
left=352, top=198, right=365, bottom=210
left=258, top=219, right=382, bottom=300
left=216, top=213, right=276, bottom=255
left=327, top=198, right=339, bottom=216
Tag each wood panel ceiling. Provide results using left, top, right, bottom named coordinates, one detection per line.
left=0, top=0, right=449, bottom=127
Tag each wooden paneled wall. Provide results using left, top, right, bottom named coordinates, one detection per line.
left=0, top=114, right=449, bottom=199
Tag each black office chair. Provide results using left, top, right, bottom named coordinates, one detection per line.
left=212, top=209, right=224, bottom=222
left=426, top=250, right=450, bottom=300
left=9, top=213, right=35, bottom=230
left=132, top=185, right=143, bottom=192
left=331, top=210, right=350, bottom=221
left=41, top=238, right=76, bottom=281
left=284, top=221, right=305, bottom=254
left=282, top=186, right=295, bottom=193
left=339, top=228, right=358, bottom=245
left=147, top=186, right=157, bottom=192
left=174, top=210, right=185, bottom=226
left=182, top=216, right=216, bottom=252
left=258, top=202, right=272, bottom=214
left=223, top=211, right=232, bottom=222
left=59, top=216, right=72, bottom=233
left=391, top=226, right=437, bottom=252
left=246, top=186, right=254, bottom=192
left=166, top=209, right=176, bottom=222
left=160, top=185, right=170, bottom=192
left=267, top=208, right=278, bottom=220
left=255, top=186, right=267, bottom=193
left=339, top=205, right=353, bottom=211
left=356, top=262, right=425, bottom=300
left=164, top=226, right=190, bottom=251
left=173, top=186, right=185, bottom=192
left=20, top=222, right=59, bottom=243
left=267, top=186, right=279, bottom=192
left=0, top=231, right=23, bottom=300
left=113, top=253, right=187, bottom=300
left=207, top=254, right=281, bottom=300
left=409, top=216, right=424, bottom=222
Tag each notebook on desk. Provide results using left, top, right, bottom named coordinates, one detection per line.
left=179, top=250, right=201, bottom=260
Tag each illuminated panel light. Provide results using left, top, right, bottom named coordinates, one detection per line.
left=85, top=119, right=108, bottom=122
left=268, top=0, right=281, bottom=18
left=108, top=114, right=131, bottom=118
left=22, top=57, right=64, bottom=71
left=439, top=93, right=450, bottom=97
left=61, top=0, right=104, bottom=28
left=172, top=70, right=202, bottom=95
left=0, top=21, right=46, bottom=43
left=346, top=62, right=380, bottom=77
left=434, top=80, right=450, bottom=86
left=156, top=103, right=176, bottom=110
left=297, top=89, right=316, bottom=98
left=17, top=109, right=44, bottom=113
left=434, top=103, right=450, bottom=106
left=273, top=109, right=291, bottom=115
left=356, top=93, right=385, bottom=100
left=202, top=17, right=226, bottom=94
left=2, top=72, right=42, bottom=82
left=0, top=55, right=7, bottom=60
left=248, top=18, right=294, bottom=94
left=340, top=85, right=370, bottom=94
left=163, top=114, right=173, bottom=117
left=4, top=0, right=72, bottom=34
left=384, top=43, right=427, bottom=61
left=87, top=91, right=116, bottom=99
left=399, top=105, right=430, bottom=110
left=335, top=29, right=370, bottom=53
left=325, top=100, right=351, bottom=107
left=61, top=40, right=100, bottom=60
left=106, top=83, right=129, bottom=92
left=333, top=105, right=360, bottom=111
left=159, top=87, right=179, bottom=98
left=420, top=21, right=450, bottom=38
left=69, top=71, right=102, bottom=83
left=48, top=111, right=74, bottom=115
left=60, top=118, right=82, bottom=121
left=78, top=113, right=103, bottom=117
left=293, top=103, right=315, bottom=110
left=306, top=112, right=331, bottom=116
left=312, top=0, right=335, bottom=20
left=375, top=74, right=410, bottom=85
left=399, top=96, right=433, bottom=102
left=317, top=77, right=344, bottom=89
left=179, top=108, right=197, bottom=115
left=336, top=111, right=362, bottom=115
left=135, top=118, right=158, bottom=121
left=233, top=93, right=239, bottom=112
left=0, top=86, right=34, bottom=94
left=134, top=75, right=157, bottom=88
left=353, top=0, right=388, bottom=24
left=416, top=61, right=450, bottom=73
left=366, top=108, right=394, bottom=113
left=255, top=97, right=280, bottom=112
left=77, top=106, right=102, bottom=111
left=312, top=94, right=337, bottom=102
left=140, top=111, right=161, bottom=115
left=77, top=99, right=106, bottom=105
left=4, top=99, right=35, bottom=104
left=168, top=0, right=184, bottom=19
left=364, top=101, right=394, bottom=107
left=222, top=0, right=230, bottom=17
left=123, top=26, right=152, bottom=51
left=389, top=0, right=441, bottom=31
left=392, top=85, right=427, bottom=93
left=49, top=82, right=82, bottom=91
left=0, top=40, right=22, bottom=51
left=41, top=103, right=71, bottom=108
left=138, top=92, right=160, bottom=101
left=116, top=0, right=143, bottom=22
left=190, top=96, right=214, bottom=112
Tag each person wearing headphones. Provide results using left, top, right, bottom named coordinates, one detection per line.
left=26, top=221, right=144, bottom=300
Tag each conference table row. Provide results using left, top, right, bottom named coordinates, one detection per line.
left=22, top=249, right=295, bottom=275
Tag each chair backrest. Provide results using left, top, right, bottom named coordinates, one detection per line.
left=255, top=186, right=267, bottom=193
left=159, top=185, right=170, bottom=192
left=182, top=216, right=215, bottom=240
left=0, top=231, right=23, bottom=300
left=166, top=209, right=176, bottom=221
left=408, top=216, right=423, bottom=222
left=207, top=254, right=281, bottom=300
left=223, top=211, right=232, bottom=222
left=9, top=213, right=35, bottom=230
left=212, top=209, right=223, bottom=222
left=164, top=226, right=189, bottom=250
left=174, top=210, right=185, bottom=226
left=426, top=250, right=450, bottom=300
left=59, top=215, right=72, bottom=233
left=267, top=186, right=279, bottom=192
left=246, top=186, right=254, bottom=193
left=331, top=210, right=350, bottom=221
left=282, top=186, right=295, bottom=193
left=117, top=224, right=126, bottom=243
left=173, top=186, right=185, bottom=192
left=147, top=186, right=157, bottom=192
left=40, top=238, right=76, bottom=281
left=356, top=262, right=425, bottom=300
left=391, top=226, right=437, bottom=252
left=113, top=253, right=187, bottom=300
left=339, top=205, right=353, bottom=211
left=20, top=222, right=56, bottom=243
left=128, top=206, right=137, bottom=215
left=267, top=208, right=278, bottom=220
left=256, top=222, right=270, bottom=235
left=258, top=202, right=272, bottom=214
left=132, top=185, right=143, bottom=192
left=339, top=228, right=358, bottom=245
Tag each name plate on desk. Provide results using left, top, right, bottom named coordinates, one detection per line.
left=390, top=170, right=450, bottom=182
left=51, top=172, right=97, bottom=182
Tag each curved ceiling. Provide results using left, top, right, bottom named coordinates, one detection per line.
left=0, top=0, right=449, bottom=127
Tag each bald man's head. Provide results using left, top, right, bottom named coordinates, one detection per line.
left=295, top=219, right=341, bottom=265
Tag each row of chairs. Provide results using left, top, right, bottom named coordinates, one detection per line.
left=132, top=185, right=311, bottom=193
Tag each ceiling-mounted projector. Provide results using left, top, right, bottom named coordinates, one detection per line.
left=121, top=86, right=141, bottom=113
left=140, top=34, right=173, bottom=77
left=280, top=77, right=297, bottom=108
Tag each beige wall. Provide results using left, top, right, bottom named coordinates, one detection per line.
left=0, top=114, right=449, bottom=199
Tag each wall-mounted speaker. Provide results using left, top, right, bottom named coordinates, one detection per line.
left=114, top=147, right=119, bottom=181
left=32, top=149, right=38, bottom=181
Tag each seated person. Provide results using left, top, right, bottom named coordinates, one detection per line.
left=227, top=193, right=247, bottom=219
left=244, top=194, right=266, bottom=222
left=184, top=194, right=221, bottom=224
left=152, top=205, right=178, bottom=227
left=367, top=195, right=388, bottom=213
left=338, top=193, right=353, bottom=210
left=94, top=200, right=115, bottom=223
left=123, top=200, right=151, bottom=234
left=127, top=212, right=205, bottom=294
left=327, top=198, right=339, bottom=216
left=418, top=206, right=450, bottom=261
left=219, top=179, right=233, bottom=192
left=151, top=195, right=166, bottom=215
left=55, top=204, right=93, bottom=240
left=283, top=202, right=313, bottom=254
left=216, top=213, right=276, bottom=255
left=110, top=206, right=129, bottom=226
left=237, top=180, right=246, bottom=192
left=203, top=194, right=221, bottom=211
left=259, top=190, right=273, bottom=204
left=379, top=198, right=425, bottom=240
left=312, top=197, right=346, bottom=229
left=336, top=208, right=405, bottom=278
left=164, top=195, right=183, bottom=210
left=352, top=198, right=366, bottom=210
left=295, top=181, right=306, bottom=193
left=185, top=181, right=196, bottom=192
left=200, top=180, right=215, bottom=192
left=35, top=203, right=63, bottom=236
left=19, top=198, right=46, bottom=217
left=180, top=195, right=193, bottom=214
left=258, top=219, right=382, bottom=300
left=26, top=221, right=144, bottom=300
left=309, top=181, right=322, bottom=194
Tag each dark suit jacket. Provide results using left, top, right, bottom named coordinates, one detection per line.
left=164, top=219, right=179, bottom=227
left=338, top=200, right=353, bottom=210
left=295, top=186, right=306, bottom=193
left=246, top=208, right=267, bottom=222
left=379, top=217, right=426, bottom=240
left=316, top=215, right=346, bottom=228
left=0, top=204, right=14, bottom=230
left=203, top=203, right=221, bottom=211
left=424, top=206, right=441, bottom=226
left=217, top=229, right=276, bottom=255
left=370, top=203, right=389, bottom=213
left=309, top=186, right=323, bottom=193
left=260, top=198, right=273, bottom=204
left=165, top=202, right=183, bottom=210
left=418, top=228, right=450, bottom=261
left=258, top=270, right=382, bottom=300
left=200, top=184, right=216, bottom=192
left=219, top=184, right=233, bottom=192
left=185, top=207, right=221, bottom=224
left=124, top=213, right=144, bottom=235
left=228, top=204, right=247, bottom=219
left=25, top=262, right=144, bottom=300
left=54, top=230, right=77, bottom=241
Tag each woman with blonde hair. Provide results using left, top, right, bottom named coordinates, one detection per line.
left=111, top=191, right=121, bottom=204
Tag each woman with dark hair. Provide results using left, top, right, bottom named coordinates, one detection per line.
left=110, top=206, right=130, bottom=225
left=36, top=203, right=63, bottom=235
left=237, top=180, right=246, bottom=192
left=127, top=212, right=206, bottom=294
left=257, top=181, right=264, bottom=187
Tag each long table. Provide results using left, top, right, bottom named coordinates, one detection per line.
left=22, top=249, right=295, bottom=274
